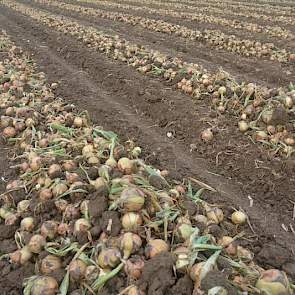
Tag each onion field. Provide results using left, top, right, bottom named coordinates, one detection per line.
left=0, top=0, right=294, bottom=294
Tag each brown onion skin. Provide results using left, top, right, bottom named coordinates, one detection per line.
left=41, top=255, right=62, bottom=274
left=40, top=220, right=58, bottom=240
left=28, top=234, right=46, bottom=254
left=124, top=256, right=145, bottom=280
left=69, top=259, right=87, bottom=281
left=30, top=276, right=58, bottom=295
left=145, top=239, right=169, bottom=259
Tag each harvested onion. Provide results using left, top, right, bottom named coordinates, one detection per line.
left=2, top=126, right=16, bottom=138
left=201, top=128, right=213, bottom=142
left=120, top=187, right=145, bottom=211
left=30, top=276, right=58, bottom=295
left=40, top=220, right=58, bottom=240
left=41, top=255, right=62, bottom=274
left=28, top=234, right=46, bottom=253
left=256, top=269, right=291, bottom=295
left=121, top=212, right=142, bottom=231
left=120, top=232, right=142, bottom=259
left=74, top=218, right=91, bottom=234
left=69, top=259, right=87, bottom=281
left=231, top=211, right=247, bottom=225
left=208, top=286, right=228, bottom=295
left=118, top=157, right=134, bottom=174
left=39, top=188, right=53, bottom=201
left=10, top=246, right=32, bottom=264
left=206, top=207, right=224, bottom=224
left=97, top=248, right=121, bottom=269
left=145, top=239, right=169, bottom=258
left=20, top=216, right=34, bottom=232
left=124, top=256, right=145, bottom=280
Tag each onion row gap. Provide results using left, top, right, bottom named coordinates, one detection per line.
left=101, top=0, right=295, bottom=27
left=3, top=0, right=295, bottom=157
left=0, top=28, right=294, bottom=295
left=72, top=0, right=295, bottom=42
left=123, top=0, right=295, bottom=18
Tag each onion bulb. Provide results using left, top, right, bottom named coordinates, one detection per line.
left=285, top=137, right=295, bottom=146
left=20, top=216, right=34, bottom=232
left=261, top=109, right=273, bottom=124
left=256, top=130, right=268, bottom=141
left=39, top=138, right=49, bottom=148
left=256, top=269, right=291, bottom=295
left=39, top=188, right=53, bottom=201
left=194, top=214, right=208, bottom=225
left=174, top=247, right=190, bottom=272
left=5, top=212, right=18, bottom=225
left=145, top=239, right=169, bottom=259
left=131, top=146, right=142, bottom=158
left=124, top=256, right=145, bottom=279
left=28, top=234, right=46, bottom=253
left=120, top=232, right=142, bottom=259
left=17, top=200, right=30, bottom=213
left=48, top=164, right=62, bottom=179
left=190, top=262, right=205, bottom=285
left=89, top=177, right=107, bottom=191
left=30, top=156, right=42, bottom=171
left=64, top=204, right=80, bottom=221
left=40, top=220, right=58, bottom=240
left=41, top=255, right=62, bottom=274
left=208, top=286, right=228, bottom=295
left=74, top=218, right=91, bottom=234
left=127, top=286, right=144, bottom=295
left=206, top=207, right=224, bottom=224
left=118, top=157, right=134, bottom=174
left=66, top=172, right=80, bottom=184
left=2, top=126, right=16, bottom=138
left=80, top=200, right=89, bottom=216
left=176, top=221, right=194, bottom=242
left=237, top=246, right=253, bottom=261
left=121, top=212, right=142, bottom=231
left=52, top=183, right=68, bottom=197
left=30, top=276, right=58, bottom=295
left=231, top=211, right=247, bottom=225
left=62, top=160, right=77, bottom=171
left=10, top=246, right=32, bottom=264
left=85, top=265, right=98, bottom=282
left=218, top=86, right=226, bottom=96
left=201, top=128, right=213, bottom=142
left=105, top=157, right=117, bottom=168
left=69, top=259, right=87, bottom=281
left=284, top=96, right=293, bottom=108
left=97, top=248, right=121, bottom=269
left=82, top=144, right=94, bottom=156
left=120, top=187, right=145, bottom=211
left=73, top=116, right=83, bottom=128
left=54, top=199, right=68, bottom=212
left=218, top=236, right=237, bottom=256
left=87, top=155, right=100, bottom=165
left=238, top=121, right=249, bottom=132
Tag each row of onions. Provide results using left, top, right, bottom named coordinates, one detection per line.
left=74, top=0, right=293, bottom=39
left=0, top=29, right=294, bottom=295
left=2, top=0, right=295, bottom=157
left=238, top=0, right=295, bottom=6
left=142, top=0, right=295, bottom=17
left=110, top=0, right=295, bottom=26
